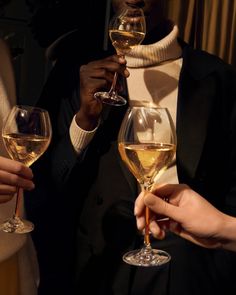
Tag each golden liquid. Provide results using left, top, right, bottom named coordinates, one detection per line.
left=118, top=143, right=176, bottom=185
left=2, top=133, right=50, bottom=166
left=109, top=30, right=145, bottom=54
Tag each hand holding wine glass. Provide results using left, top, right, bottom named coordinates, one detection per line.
left=1, top=105, right=52, bottom=234
left=118, top=106, right=176, bottom=267
left=0, top=156, right=35, bottom=204
left=94, top=5, right=146, bottom=106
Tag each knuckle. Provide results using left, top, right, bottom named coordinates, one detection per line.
left=9, top=173, right=20, bottom=185
left=79, top=64, right=87, bottom=74
left=14, top=162, right=24, bottom=174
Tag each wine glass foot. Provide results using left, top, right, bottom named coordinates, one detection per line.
left=94, top=92, right=127, bottom=106
left=0, top=216, right=34, bottom=234
left=123, top=248, right=171, bottom=267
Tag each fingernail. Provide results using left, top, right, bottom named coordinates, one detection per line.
left=118, top=56, right=126, bottom=63
left=136, top=219, right=141, bottom=230
left=124, top=69, right=130, bottom=77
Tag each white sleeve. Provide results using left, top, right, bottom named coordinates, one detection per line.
left=69, top=115, right=99, bottom=155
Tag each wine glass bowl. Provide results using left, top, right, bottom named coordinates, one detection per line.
left=109, top=8, right=146, bottom=56
left=94, top=5, right=146, bottom=106
left=1, top=105, right=52, bottom=234
left=118, top=106, right=176, bottom=266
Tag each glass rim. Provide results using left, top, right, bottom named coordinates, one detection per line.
left=128, top=105, right=169, bottom=110
left=13, top=105, right=49, bottom=113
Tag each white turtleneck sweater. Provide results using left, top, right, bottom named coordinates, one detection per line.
left=69, top=25, right=182, bottom=184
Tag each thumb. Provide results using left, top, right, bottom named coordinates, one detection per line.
left=144, top=193, right=181, bottom=222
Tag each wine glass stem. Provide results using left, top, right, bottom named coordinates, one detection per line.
left=108, top=53, right=125, bottom=98
left=13, top=187, right=22, bottom=218
left=108, top=72, right=118, bottom=97
left=145, top=205, right=151, bottom=246
left=141, top=183, right=152, bottom=247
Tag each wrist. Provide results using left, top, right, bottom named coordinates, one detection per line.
left=218, top=214, right=236, bottom=251
left=75, top=110, right=99, bottom=131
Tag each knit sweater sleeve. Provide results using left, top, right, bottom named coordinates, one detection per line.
left=69, top=115, right=99, bottom=154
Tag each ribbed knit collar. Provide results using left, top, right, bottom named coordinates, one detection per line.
left=126, top=25, right=182, bottom=68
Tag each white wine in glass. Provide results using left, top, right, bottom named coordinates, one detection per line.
left=118, top=106, right=176, bottom=267
left=1, top=105, right=52, bottom=234
left=94, top=5, right=146, bottom=106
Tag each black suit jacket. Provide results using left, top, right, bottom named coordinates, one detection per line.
left=28, top=43, right=236, bottom=295
left=24, top=28, right=110, bottom=294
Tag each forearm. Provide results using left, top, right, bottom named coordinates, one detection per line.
left=220, top=214, right=236, bottom=252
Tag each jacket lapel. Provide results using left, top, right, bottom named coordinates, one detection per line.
left=99, top=96, right=137, bottom=195
left=176, top=45, right=219, bottom=179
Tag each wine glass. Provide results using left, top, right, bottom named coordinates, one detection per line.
left=94, top=5, right=146, bottom=106
left=1, top=105, right=52, bottom=234
left=118, top=106, right=176, bottom=266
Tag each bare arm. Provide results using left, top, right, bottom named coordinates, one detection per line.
left=135, top=184, right=236, bottom=252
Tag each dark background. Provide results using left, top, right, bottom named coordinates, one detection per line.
left=0, top=0, right=109, bottom=105
left=0, top=0, right=47, bottom=105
